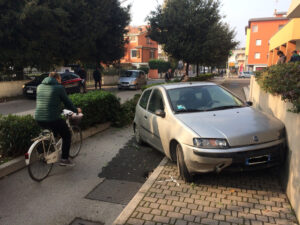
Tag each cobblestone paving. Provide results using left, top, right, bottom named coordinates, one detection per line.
left=125, top=161, right=299, bottom=225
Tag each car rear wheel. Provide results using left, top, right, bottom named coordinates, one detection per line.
left=176, top=144, right=193, bottom=182
left=134, top=124, right=143, bottom=145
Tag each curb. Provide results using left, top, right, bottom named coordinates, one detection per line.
left=113, top=157, right=169, bottom=225
left=0, top=122, right=111, bottom=179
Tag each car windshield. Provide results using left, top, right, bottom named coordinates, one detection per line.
left=121, top=71, right=139, bottom=78
left=167, top=85, right=245, bottom=113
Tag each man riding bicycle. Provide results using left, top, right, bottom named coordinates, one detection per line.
left=35, top=72, right=82, bottom=166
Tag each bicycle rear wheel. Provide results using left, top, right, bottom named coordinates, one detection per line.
left=28, top=138, right=54, bottom=182
left=69, top=126, right=82, bottom=158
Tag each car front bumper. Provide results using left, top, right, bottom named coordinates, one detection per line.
left=118, top=84, right=137, bottom=89
left=182, top=139, right=286, bottom=174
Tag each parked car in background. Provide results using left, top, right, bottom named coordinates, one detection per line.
left=23, top=72, right=84, bottom=98
left=134, top=83, right=286, bottom=182
left=238, top=71, right=254, bottom=78
left=118, top=70, right=147, bottom=90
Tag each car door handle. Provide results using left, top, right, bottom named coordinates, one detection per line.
left=144, top=115, right=148, bottom=119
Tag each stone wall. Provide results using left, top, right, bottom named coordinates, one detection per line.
left=249, top=76, right=300, bottom=221
left=0, top=80, right=30, bottom=98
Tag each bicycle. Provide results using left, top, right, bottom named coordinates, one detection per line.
left=25, top=110, right=83, bottom=182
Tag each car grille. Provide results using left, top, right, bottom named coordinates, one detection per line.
left=121, top=82, right=129, bottom=84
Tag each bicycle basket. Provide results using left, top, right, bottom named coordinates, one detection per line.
left=69, top=113, right=83, bottom=126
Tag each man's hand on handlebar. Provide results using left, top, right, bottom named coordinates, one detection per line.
left=77, top=108, right=82, bottom=114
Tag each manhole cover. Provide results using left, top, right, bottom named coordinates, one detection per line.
left=69, top=218, right=104, bottom=225
left=86, top=179, right=142, bottom=205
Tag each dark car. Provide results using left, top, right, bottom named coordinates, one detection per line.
left=23, top=72, right=84, bottom=98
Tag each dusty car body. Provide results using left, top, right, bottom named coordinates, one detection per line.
left=118, top=70, right=147, bottom=90
left=134, top=82, right=286, bottom=181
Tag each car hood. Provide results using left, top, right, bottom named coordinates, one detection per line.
left=175, top=107, right=284, bottom=147
left=119, top=77, right=136, bottom=83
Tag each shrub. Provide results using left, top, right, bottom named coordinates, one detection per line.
left=149, top=59, right=171, bottom=73
left=255, top=62, right=300, bottom=113
left=113, top=94, right=141, bottom=127
left=139, top=66, right=149, bottom=74
left=0, top=115, right=41, bottom=157
left=188, top=73, right=214, bottom=81
left=69, top=91, right=121, bottom=129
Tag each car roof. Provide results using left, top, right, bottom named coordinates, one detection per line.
left=151, top=82, right=217, bottom=90
left=127, top=70, right=143, bottom=72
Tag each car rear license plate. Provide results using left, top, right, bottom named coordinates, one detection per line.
left=246, top=155, right=270, bottom=166
left=27, top=90, right=33, bottom=94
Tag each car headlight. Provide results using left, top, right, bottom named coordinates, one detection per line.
left=22, top=85, right=25, bottom=89
left=193, top=138, right=229, bottom=149
left=277, top=129, right=286, bottom=139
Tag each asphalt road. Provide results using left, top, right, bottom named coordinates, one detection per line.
left=0, top=87, right=142, bottom=116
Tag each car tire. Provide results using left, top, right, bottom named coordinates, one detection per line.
left=134, top=124, right=143, bottom=145
left=176, top=144, right=193, bottom=183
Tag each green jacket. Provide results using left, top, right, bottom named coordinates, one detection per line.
left=35, top=77, right=78, bottom=122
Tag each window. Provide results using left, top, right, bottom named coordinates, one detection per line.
left=255, top=53, right=261, bottom=59
left=131, top=49, right=140, bottom=58
left=139, top=89, right=152, bottom=109
left=129, top=36, right=137, bottom=42
left=148, top=89, right=164, bottom=113
left=256, top=40, right=262, bottom=46
left=150, top=50, right=155, bottom=59
left=252, top=25, right=258, bottom=33
left=146, top=37, right=151, bottom=44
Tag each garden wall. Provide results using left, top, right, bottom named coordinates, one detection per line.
left=0, top=80, right=30, bottom=98
left=249, top=76, right=300, bottom=221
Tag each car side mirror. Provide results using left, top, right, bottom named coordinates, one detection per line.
left=246, top=101, right=253, bottom=106
left=155, top=109, right=166, bottom=118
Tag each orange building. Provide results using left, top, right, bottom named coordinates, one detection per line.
left=245, top=12, right=289, bottom=71
left=120, top=26, right=158, bottom=67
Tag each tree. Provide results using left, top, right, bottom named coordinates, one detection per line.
left=147, top=0, right=237, bottom=75
left=0, top=0, right=130, bottom=79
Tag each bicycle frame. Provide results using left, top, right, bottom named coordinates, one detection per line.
left=25, top=131, right=61, bottom=165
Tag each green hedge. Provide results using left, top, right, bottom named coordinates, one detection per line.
left=0, top=91, right=141, bottom=159
left=69, top=91, right=121, bottom=129
left=0, top=115, right=41, bottom=157
left=256, top=63, right=300, bottom=113
left=113, top=94, right=141, bottom=127
left=148, top=59, right=171, bottom=73
left=188, top=73, right=214, bottom=81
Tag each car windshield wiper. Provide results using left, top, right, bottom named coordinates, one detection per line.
left=205, top=105, right=243, bottom=111
left=176, top=109, right=205, bottom=113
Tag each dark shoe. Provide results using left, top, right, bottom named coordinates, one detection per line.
left=59, top=158, right=75, bottom=167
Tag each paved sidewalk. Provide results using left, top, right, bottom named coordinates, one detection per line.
left=115, top=159, right=299, bottom=225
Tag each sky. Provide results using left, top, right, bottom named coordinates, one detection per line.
left=121, top=0, right=292, bottom=47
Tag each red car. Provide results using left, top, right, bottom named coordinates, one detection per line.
left=23, top=72, right=84, bottom=98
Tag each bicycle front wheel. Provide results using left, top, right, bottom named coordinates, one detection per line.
left=69, top=126, right=82, bottom=158
left=28, top=139, right=54, bottom=182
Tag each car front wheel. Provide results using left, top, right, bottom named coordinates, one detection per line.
left=176, top=144, right=193, bottom=182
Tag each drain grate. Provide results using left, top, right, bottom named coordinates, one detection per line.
left=69, top=218, right=104, bottom=225
left=86, top=179, right=142, bottom=205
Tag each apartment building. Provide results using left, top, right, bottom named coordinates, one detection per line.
left=245, top=11, right=289, bottom=71
left=120, top=26, right=158, bottom=67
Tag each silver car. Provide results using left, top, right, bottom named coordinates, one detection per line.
left=134, top=82, right=286, bottom=182
left=118, top=70, right=147, bottom=90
